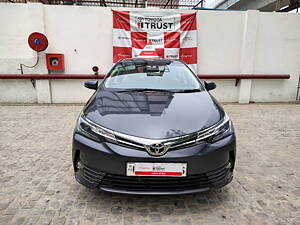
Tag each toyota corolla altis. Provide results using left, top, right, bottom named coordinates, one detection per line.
left=72, top=58, right=236, bottom=195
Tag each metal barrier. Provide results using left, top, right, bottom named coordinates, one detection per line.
left=0, top=74, right=291, bottom=81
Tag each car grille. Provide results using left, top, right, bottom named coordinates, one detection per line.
left=115, top=131, right=202, bottom=152
left=79, top=162, right=232, bottom=191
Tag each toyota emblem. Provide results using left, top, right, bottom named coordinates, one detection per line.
left=144, top=143, right=170, bottom=156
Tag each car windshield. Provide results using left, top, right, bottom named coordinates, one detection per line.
left=104, top=60, right=201, bottom=91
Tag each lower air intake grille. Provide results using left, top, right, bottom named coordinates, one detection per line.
left=99, top=162, right=231, bottom=192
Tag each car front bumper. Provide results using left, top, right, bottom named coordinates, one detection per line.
left=72, top=133, right=236, bottom=195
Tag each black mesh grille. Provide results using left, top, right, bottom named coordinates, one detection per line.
left=78, top=162, right=231, bottom=191
left=100, top=163, right=231, bottom=191
left=101, top=174, right=211, bottom=191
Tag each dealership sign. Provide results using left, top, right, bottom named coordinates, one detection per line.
left=112, top=10, right=198, bottom=72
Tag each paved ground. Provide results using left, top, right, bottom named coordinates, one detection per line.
left=0, top=103, right=299, bottom=225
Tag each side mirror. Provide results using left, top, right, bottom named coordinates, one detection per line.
left=84, top=80, right=98, bottom=90
left=204, top=81, right=216, bottom=91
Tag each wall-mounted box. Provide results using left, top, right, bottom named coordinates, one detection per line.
left=46, top=53, right=64, bottom=71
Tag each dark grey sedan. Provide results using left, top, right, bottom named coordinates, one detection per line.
left=72, top=58, right=236, bottom=195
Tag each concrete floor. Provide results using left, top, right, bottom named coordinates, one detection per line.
left=0, top=104, right=299, bottom=225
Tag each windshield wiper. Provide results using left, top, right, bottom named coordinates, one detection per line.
left=117, top=88, right=173, bottom=93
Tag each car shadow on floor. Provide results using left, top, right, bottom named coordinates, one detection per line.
left=75, top=184, right=233, bottom=212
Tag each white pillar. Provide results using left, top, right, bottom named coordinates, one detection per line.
left=27, top=3, right=51, bottom=103
left=35, top=79, right=51, bottom=103
left=239, top=10, right=259, bottom=104
left=239, top=80, right=252, bottom=104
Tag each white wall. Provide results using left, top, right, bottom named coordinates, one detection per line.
left=197, top=10, right=245, bottom=102
left=0, top=3, right=299, bottom=103
left=44, top=6, right=113, bottom=74
left=251, top=12, right=300, bottom=102
left=0, top=4, right=37, bottom=103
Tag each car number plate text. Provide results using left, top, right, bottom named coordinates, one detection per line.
left=126, top=162, right=187, bottom=177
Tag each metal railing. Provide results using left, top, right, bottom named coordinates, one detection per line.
left=0, top=73, right=290, bottom=80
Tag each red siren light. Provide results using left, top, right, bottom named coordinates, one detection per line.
left=28, top=32, right=48, bottom=52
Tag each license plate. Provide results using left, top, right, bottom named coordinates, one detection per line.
left=126, top=162, right=187, bottom=177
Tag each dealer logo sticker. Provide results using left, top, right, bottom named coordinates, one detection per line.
left=135, top=16, right=175, bottom=31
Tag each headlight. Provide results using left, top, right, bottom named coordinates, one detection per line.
left=196, top=113, right=233, bottom=143
left=75, top=114, right=117, bottom=143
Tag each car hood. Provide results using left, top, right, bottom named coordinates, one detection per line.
left=84, top=90, right=224, bottom=139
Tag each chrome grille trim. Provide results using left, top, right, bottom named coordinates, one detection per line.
left=169, top=139, right=197, bottom=150
left=117, top=138, right=145, bottom=149
left=114, top=130, right=193, bottom=146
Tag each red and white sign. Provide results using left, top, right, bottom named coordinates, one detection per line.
left=138, top=40, right=160, bottom=58
left=113, top=10, right=197, bottom=72
left=126, top=162, right=187, bottom=177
